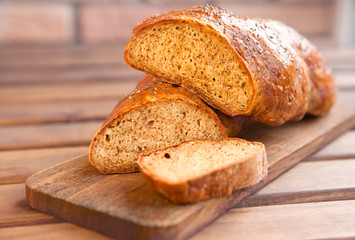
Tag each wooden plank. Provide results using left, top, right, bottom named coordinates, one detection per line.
left=0, top=65, right=143, bottom=85
left=0, top=121, right=101, bottom=151
left=322, top=48, right=355, bottom=70
left=0, top=147, right=88, bottom=184
left=191, top=200, right=355, bottom=240
left=0, top=45, right=124, bottom=67
left=0, top=183, right=60, bottom=228
left=0, top=81, right=137, bottom=104
left=0, top=223, right=111, bottom=239
left=0, top=99, right=116, bottom=126
left=237, top=158, right=355, bottom=208
left=310, top=130, right=355, bottom=160
left=333, top=71, right=355, bottom=90
left=25, top=92, right=355, bottom=240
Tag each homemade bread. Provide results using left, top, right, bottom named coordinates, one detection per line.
left=124, top=5, right=336, bottom=125
left=138, top=138, right=267, bottom=204
left=138, top=75, right=252, bottom=137
left=89, top=75, right=227, bottom=174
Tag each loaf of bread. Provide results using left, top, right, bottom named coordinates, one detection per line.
left=124, top=5, right=336, bottom=125
left=138, top=138, right=267, bottom=204
left=89, top=75, right=228, bottom=174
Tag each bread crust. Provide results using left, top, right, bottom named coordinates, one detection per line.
left=138, top=138, right=268, bottom=204
left=124, top=5, right=336, bottom=125
left=89, top=75, right=227, bottom=173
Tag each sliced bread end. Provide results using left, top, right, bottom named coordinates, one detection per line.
left=138, top=138, right=268, bottom=204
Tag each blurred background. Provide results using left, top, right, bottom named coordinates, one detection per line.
left=0, top=0, right=354, bottom=47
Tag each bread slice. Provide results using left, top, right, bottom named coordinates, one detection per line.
left=138, top=138, right=268, bottom=204
left=89, top=75, right=227, bottom=174
left=124, top=5, right=336, bottom=125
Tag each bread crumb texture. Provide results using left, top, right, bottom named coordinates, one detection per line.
left=126, top=21, right=253, bottom=115
left=90, top=101, right=225, bottom=173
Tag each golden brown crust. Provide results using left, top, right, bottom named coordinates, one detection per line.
left=261, top=19, right=337, bottom=116
left=124, top=5, right=336, bottom=125
left=89, top=75, right=227, bottom=173
left=138, top=138, right=268, bottom=204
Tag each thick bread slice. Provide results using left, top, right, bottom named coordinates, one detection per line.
left=124, top=5, right=336, bottom=125
left=89, top=75, right=227, bottom=174
left=138, top=138, right=267, bottom=204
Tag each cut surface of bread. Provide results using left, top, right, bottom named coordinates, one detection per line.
left=138, top=138, right=267, bottom=204
left=89, top=76, right=227, bottom=174
left=124, top=5, right=336, bottom=125
left=125, top=21, right=254, bottom=116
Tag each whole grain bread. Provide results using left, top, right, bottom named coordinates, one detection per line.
left=124, top=5, right=336, bottom=125
left=138, top=75, right=252, bottom=137
left=138, top=138, right=267, bottom=204
left=89, top=75, right=228, bottom=174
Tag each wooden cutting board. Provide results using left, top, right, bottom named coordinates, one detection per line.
left=26, top=92, right=355, bottom=240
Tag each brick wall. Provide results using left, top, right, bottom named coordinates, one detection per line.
left=0, top=0, right=336, bottom=46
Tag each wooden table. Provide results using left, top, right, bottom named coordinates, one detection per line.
left=1, top=40, right=355, bottom=239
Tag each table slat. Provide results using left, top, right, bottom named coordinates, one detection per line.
left=0, top=45, right=124, bottom=67
left=0, top=99, right=116, bottom=126
left=333, top=71, right=355, bottom=91
left=0, top=82, right=136, bottom=104
left=322, top=48, right=355, bottom=70
left=0, top=146, right=88, bottom=184
left=238, top=158, right=355, bottom=207
left=0, top=121, right=101, bottom=151
left=191, top=200, right=355, bottom=240
left=0, top=223, right=111, bottom=240
left=0, top=65, right=143, bottom=85
left=310, top=130, right=355, bottom=160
